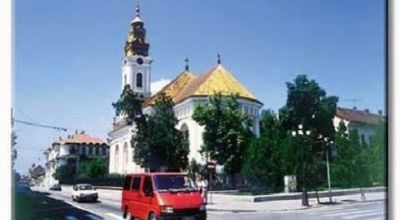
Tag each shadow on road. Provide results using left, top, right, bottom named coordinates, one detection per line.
left=13, top=190, right=104, bottom=220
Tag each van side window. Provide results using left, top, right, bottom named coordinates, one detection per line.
left=143, top=176, right=153, bottom=193
left=131, top=177, right=141, bottom=191
left=123, top=175, right=132, bottom=190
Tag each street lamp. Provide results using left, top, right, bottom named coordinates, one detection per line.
left=321, top=136, right=334, bottom=204
left=291, top=124, right=311, bottom=207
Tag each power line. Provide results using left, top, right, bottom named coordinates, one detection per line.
left=14, top=119, right=67, bottom=132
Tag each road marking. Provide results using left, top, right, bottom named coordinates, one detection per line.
left=342, top=211, right=385, bottom=219
left=106, top=212, right=124, bottom=220
left=65, top=216, right=79, bottom=220
left=324, top=210, right=377, bottom=217
left=305, top=208, right=359, bottom=214
left=85, top=214, right=103, bottom=220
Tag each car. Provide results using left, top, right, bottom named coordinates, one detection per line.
left=121, top=173, right=206, bottom=220
left=49, top=184, right=62, bottom=191
left=71, top=184, right=98, bottom=202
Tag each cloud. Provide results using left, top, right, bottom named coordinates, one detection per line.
left=151, top=78, right=171, bottom=95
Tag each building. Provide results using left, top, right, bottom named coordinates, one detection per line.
left=29, top=164, right=45, bottom=186
left=334, top=107, right=384, bottom=146
left=108, top=7, right=263, bottom=174
left=43, top=131, right=109, bottom=187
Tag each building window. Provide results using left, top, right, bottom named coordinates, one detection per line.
left=123, top=143, right=129, bottom=174
left=136, top=73, right=143, bottom=88
left=115, top=145, right=119, bottom=171
left=88, top=147, right=93, bottom=155
left=95, top=147, right=100, bottom=155
left=102, top=147, right=106, bottom=155
left=361, top=134, right=366, bottom=146
left=82, top=147, right=86, bottom=155
left=124, top=75, right=127, bottom=86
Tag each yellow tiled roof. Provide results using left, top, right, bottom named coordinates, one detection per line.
left=191, top=65, right=257, bottom=100
left=145, top=64, right=261, bottom=106
left=143, top=71, right=197, bottom=106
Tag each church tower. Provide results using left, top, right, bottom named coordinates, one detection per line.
left=121, top=6, right=152, bottom=100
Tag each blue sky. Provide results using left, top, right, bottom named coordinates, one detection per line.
left=13, top=0, right=386, bottom=174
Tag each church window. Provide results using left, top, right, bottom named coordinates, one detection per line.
left=124, top=75, right=127, bottom=86
left=89, top=147, right=93, bottom=155
left=115, top=145, right=119, bottom=171
left=123, top=143, right=129, bottom=174
left=136, top=73, right=143, bottom=88
left=102, top=147, right=106, bottom=155
left=95, top=147, right=100, bottom=155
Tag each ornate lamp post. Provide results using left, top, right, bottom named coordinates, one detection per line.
left=291, top=124, right=311, bottom=206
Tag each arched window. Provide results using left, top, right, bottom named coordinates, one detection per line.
left=102, top=147, right=106, bottom=155
left=123, top=143, right=129, bottom=174
left=95, top=147, right=100, bottom=155
left=180, top=123, right=190, bottom=145
left=82, top=146, right=86, bottom=155
left=124, top=75, right=127, bottom=86
left=136, top=73, right=143, bottom=88
left=115, top=145, right=119, bottom=171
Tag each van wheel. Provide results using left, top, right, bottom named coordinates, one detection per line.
left=125, top=211, right=132, bottom=220
left=148, top=212, right=157, bottom=220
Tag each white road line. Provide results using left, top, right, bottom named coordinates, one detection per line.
left=324, top=210, right=377, bottom=217
left=306, top=208, right=359, bottom=215
left=362, top=216, right=386, bottom=220
left=65, top=216, right=79, bottom=220
left=342, top=211, right=385, bottom=219
left=106, top=212, right=124, bottom=220
left=85, top=214, right=103, bottom=220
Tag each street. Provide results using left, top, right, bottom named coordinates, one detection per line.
left=41, top=188, right=386, bottom=220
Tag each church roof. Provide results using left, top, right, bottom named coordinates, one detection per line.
left=143, top=70, right=197, bottom=106
left=144, top=64, right=262, bottom=107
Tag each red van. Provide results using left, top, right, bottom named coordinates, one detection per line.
left=121, top=172, right=206, bottom=220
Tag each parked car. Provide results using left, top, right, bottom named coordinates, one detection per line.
left=49, top=184, right=62, bottom=191
left=71, top=184, right=98, bottom=202
left=121, top=172, right=206, bottom=220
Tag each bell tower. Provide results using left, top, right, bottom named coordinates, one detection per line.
left=121, top=5, right=152, bottom=100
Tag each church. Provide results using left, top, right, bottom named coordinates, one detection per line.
left=108, top=7, right=263, bottom=174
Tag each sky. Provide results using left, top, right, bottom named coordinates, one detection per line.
left=13, top=0, right=386, bottom=174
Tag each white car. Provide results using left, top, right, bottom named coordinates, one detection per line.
left=71, top=184, right=98, bottom=202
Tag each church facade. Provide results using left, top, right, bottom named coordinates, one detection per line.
left=108, top=7, right=263, bottom=174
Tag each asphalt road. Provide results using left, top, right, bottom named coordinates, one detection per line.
left=45, top=190, right=386, bottom=220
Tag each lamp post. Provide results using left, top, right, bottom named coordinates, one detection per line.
left=322, top=137, right=334, bottom=204
left=291, top=124, right=311, bottom=207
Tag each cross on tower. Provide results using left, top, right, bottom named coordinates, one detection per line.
left=185, top=57, right=190, bottom=71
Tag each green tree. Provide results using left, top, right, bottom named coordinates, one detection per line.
left=78, top=157, right=108, bottom=178
left=133, top=93, right=189, bottom=171
left=242, top=110, right=289, bottom=193
left=53, top=165, right=75, bottom=181
left=331, top=121, right=370, bottom=187
left=369, top=121, right=387, bottom=185
left=112, top=85, right=144, bottom=124
left=193, top=93, right=253, bottom=187
left=279, top=75, right=338, bottom=192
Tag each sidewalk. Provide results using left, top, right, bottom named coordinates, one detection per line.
left=206, top=191, right=386, bottom=212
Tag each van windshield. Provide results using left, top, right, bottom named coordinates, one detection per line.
left=154, top=175, right=196, bottom=192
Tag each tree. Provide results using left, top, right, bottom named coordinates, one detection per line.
left=78, top=157, right=108, bottom=178
left=368, top=121, right=387, bottom=186
left=53, top=165, right=75, bottom=181
left=112, top=85, right=144, bottom=125
left=331, top=121, right=370, bottom=188
left=242, top=110, right=289, bottom=193
left=133, top=93, right=189, bottom=171
left=193, top=93, right=253, bottom=187
left=279, top=75, right=338, bottom=193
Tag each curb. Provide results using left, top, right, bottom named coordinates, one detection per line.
left=251, top=187, right=386, bottom=202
